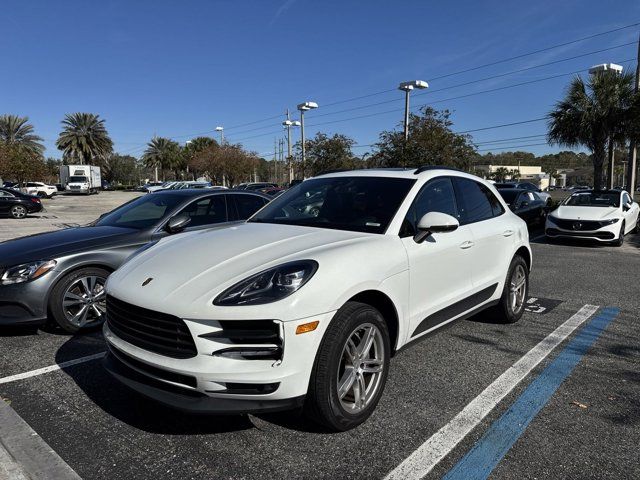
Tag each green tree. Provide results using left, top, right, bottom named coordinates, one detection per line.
left=105, top=154, right=139, bottom=185
left=56, top=113, right=113, bottom=165
left=0, top=114, right=45, bottom=155
left=548, top=71, right=636, bottom=190
left=297, top=132, right=358, bottom=177
left=0, top=144, right=46, bottom=184
left=371, top=107, right=477, bottom=170
left=142, top=137, right=181, bottom=181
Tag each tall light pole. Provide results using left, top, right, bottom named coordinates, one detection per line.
left=589, top=63, right=623, bottom=189
left=297, top=101, right=318, bottom=179
left=283, top=110, right=301, bottom=184
left=627, top=34, right=640, bottom=194
left=398, top=80, right=428, bottom=141
left=215, top=126, right=224, bottom=145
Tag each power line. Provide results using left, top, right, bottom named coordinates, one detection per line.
left=428, top=21, right=640, bottom=82
left=475, top=134, right=547, bottom=145
left=477, top=142, right=550, bottom=152
left=124, top=22, right=640, bottom=145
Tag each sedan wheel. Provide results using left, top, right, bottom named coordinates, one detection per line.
left=49, top=267, right=110, bottom=333
left=10, top=205, right=27, bottom=219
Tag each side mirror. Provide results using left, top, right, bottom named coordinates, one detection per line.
left=414, top=212, right=459, bottom=243
left=165, top=214, right=191, bottom=233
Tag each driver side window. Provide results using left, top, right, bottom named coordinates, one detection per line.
left=401, top=177, right=458, bottom=237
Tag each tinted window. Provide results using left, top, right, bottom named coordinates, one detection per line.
left=402, top=178, right=458, bottom=236
left=454, top=178, right=503, bottom=224
left=234, top=194, right=267, bottom=219
left=179, top=195, right=227, bottom=227
left=518, top=183, right=538, bottom=192
left=95, top=193, right=186, bottom=229
left=0, top=190, right=14, bottom=198
left=564, top=192, right=620, bottom=208
left=250, top=177, right=415, bottom=234
left=497, top=189, right=520, bottom=205
left=623, top=193, right=632, bottom=205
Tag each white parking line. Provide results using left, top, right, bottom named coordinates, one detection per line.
left=0, top=352, right=106, bottom=386
left=384, top=304, right=599, bottom=480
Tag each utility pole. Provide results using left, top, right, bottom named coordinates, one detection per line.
left=626, top=34, right=640, bottom=194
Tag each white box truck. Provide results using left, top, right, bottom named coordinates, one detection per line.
left=60, top=165, right=102, bottom=194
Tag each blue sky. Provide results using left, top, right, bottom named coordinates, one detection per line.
left=3, top=0, right=640, bottom=160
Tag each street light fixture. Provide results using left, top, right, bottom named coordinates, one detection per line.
left=215, top=126, right=224, bottom=144
left=297, top=102, right=318, bottom=178
left=589, top=63, right=624, bottom=74
left=398, top=80, right=428, bottom=141
left=589, top=64, right=624, bottom=189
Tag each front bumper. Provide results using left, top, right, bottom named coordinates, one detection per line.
left=545, top=218, right=619, bottom=242
left=102, top=309, right=335, bottom=413
left=0, top=280, right=49, bottom=326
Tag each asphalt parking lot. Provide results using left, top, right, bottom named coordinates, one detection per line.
left=0, top=199, right=639, bottom=479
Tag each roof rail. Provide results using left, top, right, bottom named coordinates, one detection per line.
left=315, top=169, right=351, bottom=176
left=414, top=165, right=463, bottom=175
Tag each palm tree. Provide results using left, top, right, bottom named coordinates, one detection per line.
left=491, top=166, right=510, bottom=182
left=56, top=113, right=113, bottom=164
left=548, top=71, right=635, bottom=190
left=142, top=137, right=181, bottom=181
left=0, top=114, right=45, bottom=154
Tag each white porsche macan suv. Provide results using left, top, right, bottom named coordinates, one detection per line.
left=102, top=168, right=532, bottom=431
left=545, top=189, right=639, bottom=246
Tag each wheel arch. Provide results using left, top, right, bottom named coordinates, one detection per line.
left=515, top=245, right=532, bottom=271
left=45, top=262, right=116, bottom=310
left=347, top=290, right=401, bottom=356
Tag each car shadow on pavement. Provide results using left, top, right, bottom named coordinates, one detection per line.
left=55, top=334, right=255, bottom=435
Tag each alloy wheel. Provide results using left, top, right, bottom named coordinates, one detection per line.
left=62, top=275, right=107, bottom=327
left=509, top=264, right=527, bottom=314
left=336, top=323, right=385, bottom=414
left=11, top=206, right=27, bottom=219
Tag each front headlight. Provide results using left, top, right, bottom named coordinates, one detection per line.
left=601, top=218, right=619, bottom=226
left=0, top=260, right=57, bottom=285
left=214, top=260, right=318, bottom=306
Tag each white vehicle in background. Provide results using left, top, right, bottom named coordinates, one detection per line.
left=60, top=165, right=101, bottom=194
left=546, top=189, right=639, bottom=246
left=23, top=182, right=57, bottom=198
left=102, top=167, right=532, bottom=431
left=146, top=181, right=178, bottom=193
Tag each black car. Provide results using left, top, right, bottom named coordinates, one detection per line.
left=0, top=187, right=43, bottom=219
left=497, top=188, right=546, bottom=227
left=0, top=189, right=270, bottom=332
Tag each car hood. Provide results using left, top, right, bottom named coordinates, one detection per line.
left=108, top=222, right=376, bottom=308
left=551, top=205, right=620, bottom=220
left=0, top=226, right=140, bottom=268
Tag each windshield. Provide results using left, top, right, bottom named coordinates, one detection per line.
left=95, top=193, right=185, bottom=229
left=249, top=176, right=415, bottom=234
left=497, top=190, right=520, bottom=204
left=69, top=176, right=88, bottom=182
left=563, top=192, right=620, bottom=208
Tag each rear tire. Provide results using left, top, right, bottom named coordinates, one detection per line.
left=10, top=205, right=27, bottom=219
left=37, top=191, right=47, bottom=198
left=304, top=301, right=390, bottom=431
left=49, top=267, right=110, bottom=333
left=490, top=255, right=528, bottom=324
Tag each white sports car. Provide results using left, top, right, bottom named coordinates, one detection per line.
left=102, top=168, right=531, bottom=431
left=545, top=189, right=639, bottom=246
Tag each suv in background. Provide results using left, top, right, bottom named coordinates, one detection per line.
left=23, top=182, right=58, bottom=198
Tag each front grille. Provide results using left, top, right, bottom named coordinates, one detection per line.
left=106, top=295, right=197, bottom=359
left=552, top=218, right=607, bottom=231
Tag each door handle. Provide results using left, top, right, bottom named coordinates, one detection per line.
left=459, top=240, right=474, bottom=249
left=502, top=229, right=514, bottom=237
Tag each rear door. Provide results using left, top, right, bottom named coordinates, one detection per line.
left=453, top=177, right=515, bottom=292
left=0, top=190, right=14, bottom=213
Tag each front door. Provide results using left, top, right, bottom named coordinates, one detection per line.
left=400, top=177, right=475, bottom=339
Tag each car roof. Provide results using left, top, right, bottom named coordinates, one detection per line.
left=154, top=188, right=270, bottom=199
left=311, top=167, right=489, bottom=185
left=572, top=189, right=622, bottom=195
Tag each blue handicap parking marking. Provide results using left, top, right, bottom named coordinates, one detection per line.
left=443, top=306, right=620, bottom=480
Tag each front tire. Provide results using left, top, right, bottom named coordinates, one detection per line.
left=491, top=255, right=529, bottom=324
left=305, top=302, right=390, bottom=431
left=49, top=267, right=109, bottom=333
left=614, top=222, right=625, bottom=247
left=10, top=205, right=27, bottom=219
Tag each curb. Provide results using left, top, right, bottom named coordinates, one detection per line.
left=0, top=398, right=81, bottom=480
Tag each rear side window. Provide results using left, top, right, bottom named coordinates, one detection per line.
left=401, top=177, right=458, bottom=236
left=453, top=178, right=504, bottom=224
left=232, top=194, right=268, bottom=220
